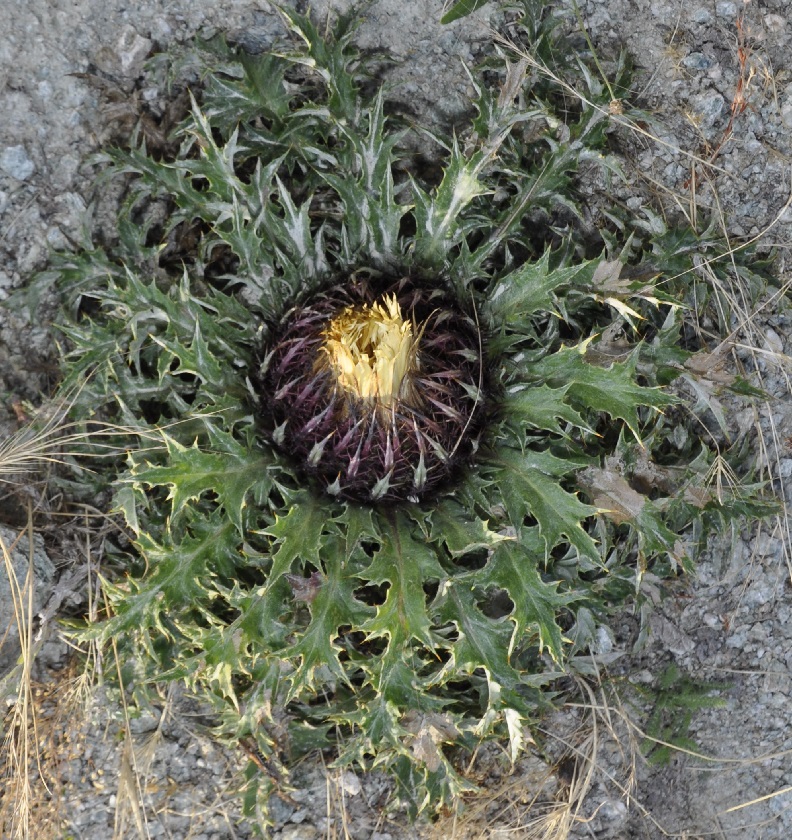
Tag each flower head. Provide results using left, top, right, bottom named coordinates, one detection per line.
left=261, top=276, right=484, bottom=502
left=321, top=293, right=419, bottom=407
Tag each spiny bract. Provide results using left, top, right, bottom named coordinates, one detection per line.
left=260, top=273, right=484, bottom=502
left=46, top=1, right=771, bottom=824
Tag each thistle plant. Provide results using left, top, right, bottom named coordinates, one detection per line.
left=42, top=1, right=773, bottom=823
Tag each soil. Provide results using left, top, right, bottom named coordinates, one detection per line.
left=2, top=1, right=792, bottom=838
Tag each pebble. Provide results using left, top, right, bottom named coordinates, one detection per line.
left=691, top=91, right=725, bottom=129
left=764, top=14, right=786, bottom=36
left=280, top=826, right=319, bottom=840
left=715, top=1, right=737, bottom=17
left=682, top=52, right=712, bottom=70
left=0, top=144, right=35, bottom=180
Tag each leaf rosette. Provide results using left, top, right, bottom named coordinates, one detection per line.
left=43, top=2, right=772, bottom=821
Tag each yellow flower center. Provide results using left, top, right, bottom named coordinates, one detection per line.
left=321, top=294, right=419, bottom=406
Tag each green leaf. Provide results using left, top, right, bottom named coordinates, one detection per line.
left=286, top=536, right=373, bottom=694
left=440, top=0, right=492, bottom=24
left=430, top=500, right=510, bottom=557
left=321, top=88, right=408, bottom=264
left=486, top=250, right=597, bottom=324
left=529, top=343, right=676, bottom=440
left=96, top=515, right=238, bottom=639
left=474, top=537, right=578, bottom=661
left=489, top=445, right=599, bottom=561
left=432, top=583, right=522, bottom=692
left=128, top=431, right=271, bottom=533
left=150, top=322, right=237, bottom=393
left=361, top=511, right=445, bottom=653
left=113, top=484, right=140, bottom=535
left=502, top=383, right=592, bottom=436
left=412, top=139, right=492, bottom=268
left=262, top=494, right=328, bottom=586
left=203, top=52, right=292, bottom=128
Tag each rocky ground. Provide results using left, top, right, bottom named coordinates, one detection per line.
left=2, top=0, right=792, bottom=838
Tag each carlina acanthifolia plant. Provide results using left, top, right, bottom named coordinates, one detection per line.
left=43, top=0, right=774, bottom=824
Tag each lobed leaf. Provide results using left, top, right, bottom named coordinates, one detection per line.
left=360, top=511, right=446, bottom=654
left=529, top=342, right=676, bottom=441
left=486, top=250, right=598, bottom=324
left=473, top=536, right=579, bottom=662
left=128, top=431, right=271, bottom=533
left=488, top=445, right=600, bottom=561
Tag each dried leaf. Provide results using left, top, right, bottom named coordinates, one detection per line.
left=402, top=712, right=460, bottom=772
left=285, top=571, right=324, bottom=603
left=684, top=346, right=736, bottom=386
left=579, top=467, right=645, bottom=524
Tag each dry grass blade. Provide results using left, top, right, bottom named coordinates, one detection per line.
left=0, top=393, right=167, bottom=484
left=111, top=636, right=153, bottom=840
left=0, top=507, right=43, bottom=840
left=427, top=679, right=605, bottom=840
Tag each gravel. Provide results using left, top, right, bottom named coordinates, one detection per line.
left=2, top=0, right=792, bottom=838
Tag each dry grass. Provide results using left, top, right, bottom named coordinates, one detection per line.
left=1, top=511, right=41, bottom=840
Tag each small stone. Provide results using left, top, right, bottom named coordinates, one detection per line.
left=682, top=52, right=712, bottom=70
left=599, top=797, right=628, bottom=821
left=335, top=770, right=361, bottom=796
left=715, top=1, right=737, bottom=17
left=764, top=14, right=786, bottom=36
left=692, top=91, right=725, bottom=128
left=763, top=327, right=784, bottom=355
left=0, top=145, right=35, bottom=181
left=116, top=25, right=153, bottom=75
left=280, top=826, right=318, bottom=840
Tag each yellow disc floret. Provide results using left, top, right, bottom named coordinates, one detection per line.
left=321, top=294, right=419, bottom=406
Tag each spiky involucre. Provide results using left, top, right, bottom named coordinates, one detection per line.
left=260, top=274, right=484, bottom=502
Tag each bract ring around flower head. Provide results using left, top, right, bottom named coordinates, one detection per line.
left=259, top=275, right=485, bottom=503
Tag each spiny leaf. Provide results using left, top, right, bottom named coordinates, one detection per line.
left=486, top=250, right=597, bottom=324
left=501, top=382, right=592, bottom=436
left=274, top=5, right=363, bottom=122
left=322, top=89, right=408, bottom=263
left=151, top=323, right=232, bottom=391
left=203, top=51, right=292, bottom=130
left=128, top=431, right=271, bottom=533
left=262, top=494, right=328, bottom=586
left=431, top=583, right=522, bottom=694
left=360, top=511, right=445, bottom=653
left=529, top=342, right=676, bottom=441
left=411, top=139, right=492, bottom=268
left=489, top=445, right=600, bottom=561
left=430, top=500, right=511, bottom=557
left=286, top=536, right=373, bottom=694
left=474, top=536, right=578, bottom=661
left=441, top=0, right=492, bottom=25
left=95, top=515, right=238, bottom=639
left=337, top=503, right=379, bottom=561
